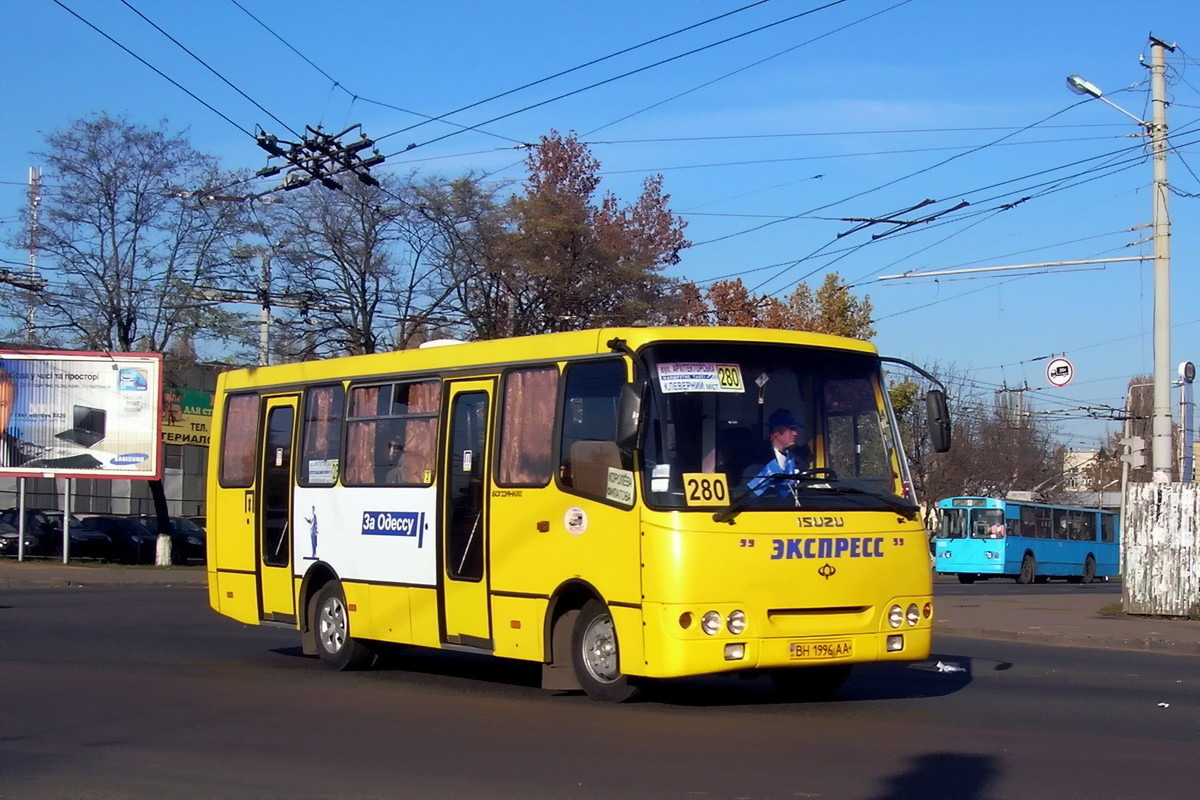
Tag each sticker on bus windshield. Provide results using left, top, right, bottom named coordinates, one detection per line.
left=657, top=363, right=744, bottom=393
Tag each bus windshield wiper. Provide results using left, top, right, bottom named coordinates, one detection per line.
left=714, top=475, right=917, bottom=522
left=713, top=474, right=825, bottom=523
left=801, top=483, right=919, bottom=517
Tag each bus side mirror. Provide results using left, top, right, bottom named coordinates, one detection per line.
left=926, top=389, right=951, bottom=453
left=616, top=382, right=646, bottom=450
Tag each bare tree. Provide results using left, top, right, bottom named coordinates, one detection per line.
left=16, top=113, right=250, bottom=359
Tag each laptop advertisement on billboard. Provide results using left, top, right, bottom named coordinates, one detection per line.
left=0, top=351, right=162, bottom=479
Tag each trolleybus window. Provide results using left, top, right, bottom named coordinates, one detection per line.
left=220, top=394, right=259, bottom=488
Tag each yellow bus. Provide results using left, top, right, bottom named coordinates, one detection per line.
left=206, top=326, right=950, bottom=701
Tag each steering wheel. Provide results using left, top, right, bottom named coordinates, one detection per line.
left=794, top=467, right=838, bottom=480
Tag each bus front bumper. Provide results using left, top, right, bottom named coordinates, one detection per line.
left=635, top=600, right=933, bottom=679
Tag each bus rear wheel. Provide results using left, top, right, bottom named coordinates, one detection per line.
left=771, top=664, right=852, bottom=700
left=956, top=574, right=976, bottom=584
left=1016, top=554, right=1036, bottom=584
left=572, top=599, right=639, bottom=703
left=312, top=581, right=374, bottom=671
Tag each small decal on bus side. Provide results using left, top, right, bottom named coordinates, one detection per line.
left=564, top=507, right=588, bottom=535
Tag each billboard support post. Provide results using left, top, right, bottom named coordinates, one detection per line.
left=17, top=477, right=25, bottom=562
left=61, top=478, right=71, bottom=564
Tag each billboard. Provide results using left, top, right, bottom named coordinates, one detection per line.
left=0, top=350, right=163, bottom=479
left=162, top=387, right=212, bottom=447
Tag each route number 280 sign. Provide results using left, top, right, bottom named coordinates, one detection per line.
left=682, top=473, right=731, bottom=506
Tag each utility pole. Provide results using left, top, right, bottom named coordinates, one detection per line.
left=26, top=166, right=41, bottom=342
left=1147, top=36, right=1174, bottom=482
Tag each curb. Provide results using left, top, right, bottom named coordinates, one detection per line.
left=936, top=624, right=1200, bottom=656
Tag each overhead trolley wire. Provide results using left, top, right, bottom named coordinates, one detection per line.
left=371, top=0, right=783, bottom=144
left=378, top=0, right=854, bottom=154
left=118, top=0, right=300, bottom=139
left=49, top=0, right=255, bottom=140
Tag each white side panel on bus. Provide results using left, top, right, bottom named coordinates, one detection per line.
left=293, top=485, right=437, bottom=586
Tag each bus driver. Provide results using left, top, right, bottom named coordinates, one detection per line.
left=748, top=408, right=811, bottom=497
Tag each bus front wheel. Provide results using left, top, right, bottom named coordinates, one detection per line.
left=1080, top=555, right=1096, bottom=584
left=572, top=599, right=639, bottom=703
left=1016, top=554, right=1036, bottom=584
left=312, top=582, right=374, bottom=671
left=957, top=574, right=976, bottom=584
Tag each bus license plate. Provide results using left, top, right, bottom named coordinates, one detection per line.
left=788, top=639, right=853, bottom=660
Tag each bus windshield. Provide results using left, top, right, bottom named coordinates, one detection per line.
left=971, top=508, right=1006, bottom=538
left=640, top=342, right=911, bottom=513
left=940, top=508, right=967, bottom=538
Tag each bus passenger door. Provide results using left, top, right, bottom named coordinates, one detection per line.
left=440, top=380, right=493, bottom=647
left=258, top=395, right=298, bottom=623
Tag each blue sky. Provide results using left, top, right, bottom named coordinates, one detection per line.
left=3, top=0, right=1199, bottom=453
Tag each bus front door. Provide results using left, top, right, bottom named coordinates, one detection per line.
left=440, top=381, right=493, bottom=648
left=258, top=395, right=298, bottom=623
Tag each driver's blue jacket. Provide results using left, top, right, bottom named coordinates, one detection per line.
left=748, top=451, right=797, bottom=497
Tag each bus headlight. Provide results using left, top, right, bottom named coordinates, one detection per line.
left=727, top=610, right=746, bottom=635
left=701, top=611, right=722, bottom=636
left=906, top=604, right=920, bottom=626
left=888, top=605, right=904, bottom=628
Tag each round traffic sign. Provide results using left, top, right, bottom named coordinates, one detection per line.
left=1046, top=357, right=1074, bottom=388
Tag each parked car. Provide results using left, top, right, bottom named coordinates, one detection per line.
left=132, top=515, right=206, bottom=565
left=0, top=508, right=109, bottom=559
left=78, top=516, right=158, bottom=564
left=0, top=524, right=48, bottom=557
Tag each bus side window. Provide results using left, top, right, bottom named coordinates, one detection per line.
left=220, top=394, right=260, bottom=488
left=497, top=367, right=558, bottom=487
left=299, top=384, right=344, bottom=486
left=344, top=381, right=440, bottom=486
left=559, top=359, right=630, bottom=503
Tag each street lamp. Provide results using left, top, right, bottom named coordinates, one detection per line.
left=1067, top=36, right=1175, bottom=481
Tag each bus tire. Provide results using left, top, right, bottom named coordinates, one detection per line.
left=771, top=664, right=852, bottom=700
left=956, top=574, right=976, bottom=584
left=572, top=599, right=638, bottom=703
left=1081, top=555, right=1096, bottom=584
left=312, top=581, right=373, bottom=671
left=1016, top=553, right=1036, bottom=584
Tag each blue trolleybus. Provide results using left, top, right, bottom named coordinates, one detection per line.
left=933, top=496, right=1119, bottom=584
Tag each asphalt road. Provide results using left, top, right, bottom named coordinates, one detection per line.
left=1, top=585, right=1197, bottom=800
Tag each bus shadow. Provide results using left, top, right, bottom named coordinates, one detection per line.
left=269, top=645, right=990, bottom=705
left=865, top=752, right=998, bottom=800
left=638, top=652, right=981, bottom=707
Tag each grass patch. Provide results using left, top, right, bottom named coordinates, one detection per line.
left=1097, top=601, right=1125, bottom=616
